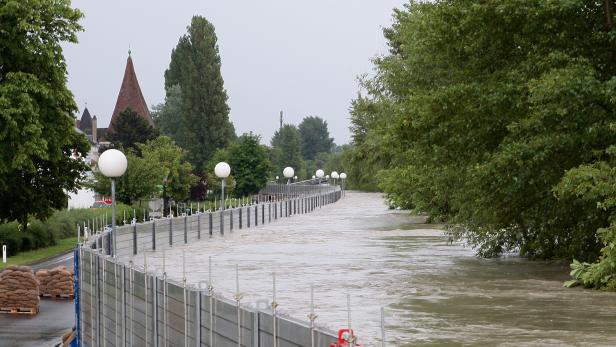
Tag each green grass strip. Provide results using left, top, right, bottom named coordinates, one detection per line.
left=0, top=237, right=77, bottom=270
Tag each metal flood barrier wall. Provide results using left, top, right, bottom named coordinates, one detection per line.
left=76, top=185, right=342, bottom=347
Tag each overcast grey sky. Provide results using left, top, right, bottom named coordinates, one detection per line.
left=63, top=0, right=408, bottom=145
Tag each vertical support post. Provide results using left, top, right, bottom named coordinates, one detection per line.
left=115, top=262, right=119, bottom=347
left=235, top=265, right=242, bottom=347
left=197, top=214, right=201, bottom=239
left=133, top=224, right=137, bottom=255
left=220, top=210, right=224, bottom=235
left=308, top=284, right=316, bottom=347
left=152, top=221, right=156, bottom=251
left=74, top=247, right=81, bottom=346
left=144, top=255, right=149, bottom=347
left=184, top=215, right=188, bottom=244
left=208, top=257, right=214, bottom=347
left=247, top=207, right=251, bottom=228
left=239, top=207, right=243, bottom=229
left=254, top=205, right=258, bottom=226
left=111, top=178, right=117, bottom=257
left=262, top=204, right=265, bottom=224
left=153, top=274, right=159, bottom=347
left=381, top=307, right=386, bottom=347
left=209, top=213, right=213, bottom=237
left=272, top=272, right=278, bottom=347
left=230, top=209, right=234, bottom=231
left=169, top=217, right=173, bottom=246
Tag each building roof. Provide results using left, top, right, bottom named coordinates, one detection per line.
left=108, top=55, right=153, bottom=133
left=79, top=107, right=93, bottom=134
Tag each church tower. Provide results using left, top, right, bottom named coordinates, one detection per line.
left=107, top=52, right=153, bottom=133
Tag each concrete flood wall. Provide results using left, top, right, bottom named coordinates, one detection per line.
left=77, top=186, right=342, bottom=347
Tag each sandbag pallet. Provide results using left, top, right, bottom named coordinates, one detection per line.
left=0, top=265, right=40, bottom=315
left=36, top=266, right=74, bottom=300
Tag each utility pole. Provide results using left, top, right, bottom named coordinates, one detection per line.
left=280, top=110, right=283, bottom=130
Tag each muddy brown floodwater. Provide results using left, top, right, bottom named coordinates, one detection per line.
left=135, top=192, right=616, bottom=346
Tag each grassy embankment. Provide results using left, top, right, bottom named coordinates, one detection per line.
left=0, top=237, right=77, bottom=270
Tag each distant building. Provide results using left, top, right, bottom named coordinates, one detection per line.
left=70, top=53, right=153, bottom=208
left=75, top=52, right=153, bottom=165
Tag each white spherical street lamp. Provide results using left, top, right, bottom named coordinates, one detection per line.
left=340, top=172, right=347, bottom=196
left=283, top=167, right=294, bottom=183
left=98, top=149, right=128, bottom=257
left=98, top=149, right=127, bottom=178
left=215, top=162, right=231, bottom=210
left=316, top=169, right=324, bottom=178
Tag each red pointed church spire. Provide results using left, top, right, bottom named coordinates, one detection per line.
left=108, top=53, right=153, bottom=132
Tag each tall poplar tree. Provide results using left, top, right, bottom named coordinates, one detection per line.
left=164, top=16, right=236, bottom=172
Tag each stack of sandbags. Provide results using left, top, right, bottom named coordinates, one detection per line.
left=36, top=266, right=74, bottom=297
left=0, top=265, right=40, bottom=308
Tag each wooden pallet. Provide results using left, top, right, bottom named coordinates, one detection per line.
left=41, top=293, right=74, bottom=300
left=0, top=306, right=38, bottom=315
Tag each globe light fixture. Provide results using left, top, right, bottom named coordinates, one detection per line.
left=340, top=173, right=347, bottom=196
left=215, top=162, right=231, bottom=210
left=316, top=169, right=324, bottom=178
left=98, top=149, right=128, bottom=257
left=283, top=167, right=294, bottom=182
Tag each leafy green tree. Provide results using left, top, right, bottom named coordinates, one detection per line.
left=0, top=0, right=89, bottom=228
left=152, top=84, right=183, bottom=143
left=204, top=147, right=235, bottom=200
left=164, top=16, right=236, bottom=172
left=298, top=116, right=334, bottom=160
left=227, top=133, right=272, bottom=197
left=91, top=150, right=164, bottom=205
left=140, top=136, right=196, bottom=213
left=351, top=0, right=616, bottom=262
left=271, top=124, right=304, bottom=180
left=106, top=107, right=158, bottom=153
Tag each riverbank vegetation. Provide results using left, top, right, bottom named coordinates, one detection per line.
left=347, top=1, right=616, bottom=290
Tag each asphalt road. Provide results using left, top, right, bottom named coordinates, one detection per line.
left=0, top=251, right=76, bottom=347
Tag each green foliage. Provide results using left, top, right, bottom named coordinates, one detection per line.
left=106, top=107, right=158, bottom=153
left=204, top=134, right=273, bottom=198
left=90, top=150, right=164, bottom=205
left=298, top=116, right=334, bottom=160
left=90, top=137, right=195, bottom=208
left=0, top=0, right=89, bottom=228
left=0, top=204, right=134, bottom=257
left=141, top=136, right=197, bottom=212
left=271, top=124, right=304, bottom=179
left=164, top=16, right=236, bottom=172
left=152, top=84, right=183, bottom=143
left=225, top=133, right=272, bottom=197
left=349, top=0, right=616, bottom=266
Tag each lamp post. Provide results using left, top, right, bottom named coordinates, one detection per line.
left=283, top=167, right=294, bottom=198
left=340, top=173, right=347, bottom=196
left=275, top=176, right=280, bottom=201
left=316, top=169, right=324, bottom=185
left=98, top=149, right=127, bottom=257
left=215, top=162, right=231, bottom=210
left=331, top=171, right=339, bottom=186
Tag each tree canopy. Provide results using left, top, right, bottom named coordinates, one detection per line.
left=0, top=0, right=89, bottom=227
left=298, top=116, right=334, bottom=160
left=106, top=107, right=158, bottom=153
left=163, top=16, right=236, bottom=172
left=91, top=137, right=194, bottom=206
left=271, top=124, right=304, bottom=179
left=349, top=0, right=616, bottom=282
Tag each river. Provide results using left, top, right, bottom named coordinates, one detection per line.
left=137, top=191, right=616, bottom=346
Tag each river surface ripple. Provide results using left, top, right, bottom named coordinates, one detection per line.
left=135, top=192, right=616, bottom=346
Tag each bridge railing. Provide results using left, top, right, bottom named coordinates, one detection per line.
left=75, top=186, right=342, bottom=347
